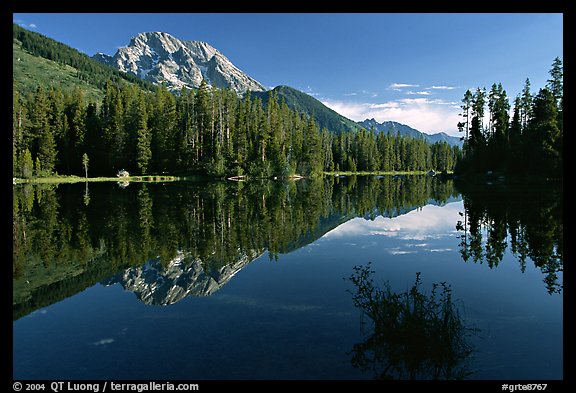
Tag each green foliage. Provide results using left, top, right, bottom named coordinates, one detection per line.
left=347, top=265, right=477, bottom=379
left=456, top=58, right=562, bottom=179
left=546, top=57, right=563, bottom=104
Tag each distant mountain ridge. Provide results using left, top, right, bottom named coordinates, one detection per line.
left=358, top=119, right=463, bottom=147
left=250, top=87, right=461, bottom=145
left=93, top=31, right=266, bottom=94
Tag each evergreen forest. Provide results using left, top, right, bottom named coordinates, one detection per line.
left=456, top=57, right=563, bottom=179
left=13, top=79, right=461, bottom=179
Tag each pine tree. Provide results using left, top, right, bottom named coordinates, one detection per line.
left=63, top=87, right=86, bottom=173
left=460, top=89, right=473, bottom=142
left=488, top=83, right=510, bottom=169
left=195, top=80, right=213, bottom=164
left=467, top=88, right=486, bottom=159
left=520, top=78, right=532, bottom=130
left=27, top=86, right=57, bottom=174
left=150, top=85, right=177, bottom=172
left=233, top=94, right=250, bottom=175
left=321, top=128, right=334, bottom=172
left=508, top=96, right=523, bottom=173
left=302, top=117, right=322, bottom=176
left=546, top=57, right=563, bottom=106
left=102, top=81, right=126, bottom=171
left=134, top=92, right=151, bottom=174
left=13, top=80, right=27, bottom=177
left=37, top=125, right=57, bottom=175
left=526, top=88, right=561, bottom=176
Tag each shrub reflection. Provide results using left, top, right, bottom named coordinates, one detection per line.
left=347, top=264, right=478, bottom=380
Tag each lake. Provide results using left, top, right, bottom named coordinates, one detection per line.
left=12, top=175, right=563, bottom=380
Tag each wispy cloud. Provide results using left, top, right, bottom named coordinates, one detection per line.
left=407, top=91, right=431, bottom=95
left=361, top=89, right=378, bottom=98
left=386, top=248, right=417, bottom=255
left=343, top=92, right=357, bottom=96
left=388, top=83, right=420, bottom=90
left=398, top=98, right=458, bottom=106
left=321, top=97, right=461, bottom=134
left=430, top=85, right=456, bottom=90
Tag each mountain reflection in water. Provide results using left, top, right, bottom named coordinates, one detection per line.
left=13, top=175, right=562, bottom=321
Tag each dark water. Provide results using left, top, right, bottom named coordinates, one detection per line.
left=12, top=176, right=562, bottom=380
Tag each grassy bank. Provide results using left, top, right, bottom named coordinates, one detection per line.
left=324, top=170, right=449, bottom=176
left=14, top=174, right=181, bottom=184
left=13, top=170, right=451, bottom=185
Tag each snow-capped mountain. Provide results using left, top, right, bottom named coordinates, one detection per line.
left=93, top=31, right=266, bottom=94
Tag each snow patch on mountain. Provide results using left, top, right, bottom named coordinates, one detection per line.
left=93, top=31, right=266, bottom=94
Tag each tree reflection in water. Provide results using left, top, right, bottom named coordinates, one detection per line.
left=347, top=264, right=478, bottom=380
left=455, top=183, right=563, bottom=294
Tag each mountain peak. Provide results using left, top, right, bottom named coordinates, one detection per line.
left=93, top=31, right=265, bottom=94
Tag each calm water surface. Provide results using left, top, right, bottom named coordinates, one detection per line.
left=12, top=176, right=562, bottom=380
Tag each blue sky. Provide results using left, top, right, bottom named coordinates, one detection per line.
left=13, top=13, right=563, bottom=136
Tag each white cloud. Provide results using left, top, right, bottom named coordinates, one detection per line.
left=344, top=92, right=357, bottom=96
left=323, top=201, right=463, bottom=240
left=16, top=21, right=37, bottom=29
left=321, top=97, right=461, bottom=134
left=388, top=83, right=419, bottom=89
left=387, top=248, right=417, bottom=255
left=407, top=91, right=431, bottom=95
left=430, top=85, right=456, bottom=90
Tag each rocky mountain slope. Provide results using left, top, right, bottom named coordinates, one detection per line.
left=93, top=31, right=266, bottom=94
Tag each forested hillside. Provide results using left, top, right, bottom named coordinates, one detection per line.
left=13, top=24, right=156, bottom=95
left=13, top=24, right=461, bottom=179
left=251, top=85, right=361, bottom=134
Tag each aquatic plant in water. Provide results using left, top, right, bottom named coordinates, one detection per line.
left=347, top=264, right=478, bottom=379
